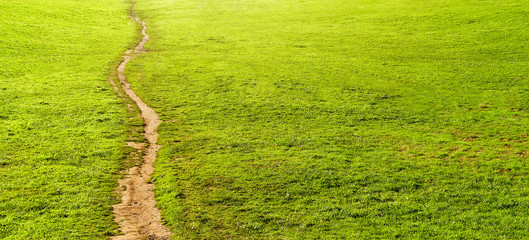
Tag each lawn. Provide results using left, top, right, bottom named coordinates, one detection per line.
left=129, top=0, right=529, bottom=238
left=0, top=0, right=136, bottom=239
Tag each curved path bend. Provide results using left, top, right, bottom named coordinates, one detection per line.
left=110, top=5, right=172, bottom=240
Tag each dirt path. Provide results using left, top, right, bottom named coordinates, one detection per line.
left=110, top=5, right=172, bottom=240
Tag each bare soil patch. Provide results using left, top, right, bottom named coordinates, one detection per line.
left=110, top=5, right=172, bottom=240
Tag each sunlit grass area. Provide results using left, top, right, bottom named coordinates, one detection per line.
left=0, top=0, right=136, bottom=238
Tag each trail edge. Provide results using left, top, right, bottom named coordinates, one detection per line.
left=110, top=4, right=172, bottom=240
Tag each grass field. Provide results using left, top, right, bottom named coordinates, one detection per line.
left=129, top=0, right=529, bottom=238
left=0, top=0, right=136, bottom=238
left=2, top=0, right=529, bottom=239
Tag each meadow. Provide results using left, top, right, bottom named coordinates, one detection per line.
left=0, top=0, right=136, bottom=238
left=129, top=0, right=529, bottom=238
left=2, top=0, right=529, bottom=239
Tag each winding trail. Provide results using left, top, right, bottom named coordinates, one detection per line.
left=110, top=5, right=172, bottom=240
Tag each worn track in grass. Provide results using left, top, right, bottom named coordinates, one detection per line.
left=110, top=5, right=172, bottom=240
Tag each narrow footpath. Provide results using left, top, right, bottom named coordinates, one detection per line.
left=110, top=5, right=172, bottom=240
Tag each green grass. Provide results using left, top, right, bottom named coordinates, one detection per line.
left=129, top=0, right=529, bottom=238
left=0, top=0, right=136, bottom=239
